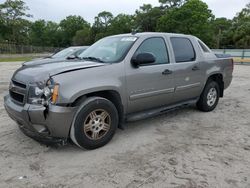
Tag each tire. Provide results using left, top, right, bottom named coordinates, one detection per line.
left=197, top=81, right=220, bottom=112
left=70, top=97, right=118, bottom=150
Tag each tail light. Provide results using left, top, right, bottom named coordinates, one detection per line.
left=231, top=58, right=234, bottom=72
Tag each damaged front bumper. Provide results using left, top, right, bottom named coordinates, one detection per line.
left=4, top=94, right=77, bottom=145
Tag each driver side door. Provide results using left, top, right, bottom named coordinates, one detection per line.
left=125, top=37, right=175, bottom=113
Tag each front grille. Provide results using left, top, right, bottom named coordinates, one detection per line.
left=9, top=79, right=27, bottom=105
left=12, top=80, right=26, bottom=89
left=10, top=90, right=24, bottom=103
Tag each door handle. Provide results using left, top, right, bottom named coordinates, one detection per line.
left=162, top=69, right=173, bottom=75
left=192, top=65, right=200, bottom=71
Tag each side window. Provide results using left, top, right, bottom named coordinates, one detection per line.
left=135, top=37, right=169, bottom=65
left=198, top=40, right=210, bottom=53
left=170, top=37, right=196, bottom=63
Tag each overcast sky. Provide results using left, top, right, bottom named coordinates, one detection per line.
left=2, top=0, right=249, bottom=23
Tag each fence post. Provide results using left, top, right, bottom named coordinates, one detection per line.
left=242, top=49, right=245, bottom=59
left=9, top=43, right=11, bottom=54
left=241, top=49, right=245, bottom=64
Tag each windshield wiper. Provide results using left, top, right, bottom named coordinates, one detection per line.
left=81, top=56, right=105, bottom=63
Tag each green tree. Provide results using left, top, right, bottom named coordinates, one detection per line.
left=0, top=0, right=32, bottom=44
left=59, top=15, right=90, bottom=46
left=92, top=11, right=114, bottom=41
left=30, top=20, right=63, bottom=47
left=135, top=4, right=163, bottom=32
left=0, top=8, right=6, bottom=42
left=73, top=28, right=91, bottom=46
left=29, top=20, right=46, bottom=46
left=231, top=3, right=250, bottom=48
left=211, top=18, right=232, bottom=48
left=44, top=21, right=61, bottom=47
left=0, top=0, right=249, bottom=49
left=157, top=0, right=214, bottom=46
left=108, top=14, right=134, bottom=34
left=93, top=11, right=113, bottom=29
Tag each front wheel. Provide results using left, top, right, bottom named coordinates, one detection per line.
left=197, top=81, right=220, bottom=112
left=70, top=97, right=118, bottom=150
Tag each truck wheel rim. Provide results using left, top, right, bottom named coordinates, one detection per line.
left=83, top=109, right=111, bottom=140
left=207, top=88, right=217, bottom=107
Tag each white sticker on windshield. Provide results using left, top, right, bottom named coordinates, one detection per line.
left=121, top=37, right=137, bottom=42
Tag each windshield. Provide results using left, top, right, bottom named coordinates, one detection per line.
left=79, top=36, right=137, bottom=63
left=52, top=47, right=79, bottom=58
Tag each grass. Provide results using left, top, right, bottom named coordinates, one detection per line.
left=233, top=57, right=250, bottom=63
left=0, top=57, right=33, bottom=62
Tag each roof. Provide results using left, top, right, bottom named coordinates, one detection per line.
left=109, top=32, right=193, bottom=38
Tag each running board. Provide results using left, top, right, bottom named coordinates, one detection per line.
left=126, top=99, right=197, bottom=122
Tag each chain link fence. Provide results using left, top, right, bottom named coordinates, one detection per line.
left=212, top=49, right=250, bottom=63
left=0, top=42, right=60, bottom=54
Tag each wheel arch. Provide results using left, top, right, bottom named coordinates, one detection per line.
left=206, top=73, right=224, bottom=97
left=70, top=90, right=125, bottom=130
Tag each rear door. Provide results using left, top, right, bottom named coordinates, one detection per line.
left=169, top=37, right=203, bottom=103
left=125, top=36, right=175, bottom=113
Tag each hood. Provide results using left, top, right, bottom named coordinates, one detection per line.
left=22, top=57, right=66, bottom=66
left=13, top=60, right=106, bottom=84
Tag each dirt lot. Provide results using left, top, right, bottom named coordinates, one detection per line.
left=0, top=62, right=250, bottom=188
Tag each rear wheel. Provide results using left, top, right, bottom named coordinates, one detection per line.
left=70, top=97, right=118, bottom=150
left=197, top=81, right=220, bottom=112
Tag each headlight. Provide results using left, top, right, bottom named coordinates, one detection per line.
left=28, top=78, right=59, bottom=105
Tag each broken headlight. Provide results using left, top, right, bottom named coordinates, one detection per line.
left=28, top=78, right=59, bottom=105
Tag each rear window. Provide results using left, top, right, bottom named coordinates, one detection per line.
left=170, top=37, right=196, bottom=63
left=198, top=40, right=210, bottom=53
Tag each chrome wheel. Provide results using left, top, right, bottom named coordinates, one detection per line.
left=207, top=88, right=217, bottom=107
left=83, top=109, right=111, bottom=140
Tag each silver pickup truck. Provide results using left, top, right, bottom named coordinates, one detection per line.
left=4, top=32, right=233, bottom=149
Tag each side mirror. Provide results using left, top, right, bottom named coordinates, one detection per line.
left=131, top=52, right=156, bottom=67
left=67, top=55, right=76, bottom=60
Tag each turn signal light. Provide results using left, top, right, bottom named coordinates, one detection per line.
left=52, top=84, right=59, bottom=103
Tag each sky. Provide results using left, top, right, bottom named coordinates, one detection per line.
left=1, top=0, right=249, bottom=23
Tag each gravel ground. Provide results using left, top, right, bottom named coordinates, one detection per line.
left=0, top=62, right=250, bottom=188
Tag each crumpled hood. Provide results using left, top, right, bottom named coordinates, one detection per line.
left=22, top=57, right=66, bottom=66
left=13, top=60, right=105, bottom=84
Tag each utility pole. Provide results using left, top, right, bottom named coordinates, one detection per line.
left=216, top=28, right=222, bottom=49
